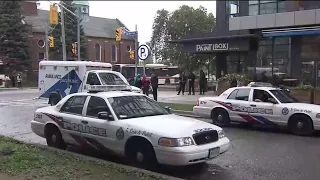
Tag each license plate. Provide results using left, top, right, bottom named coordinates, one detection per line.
left=208, top=147, right=220, bottom=158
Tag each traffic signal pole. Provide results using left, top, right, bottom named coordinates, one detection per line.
left=60, top=5, right=67, bottom=61
left=135, top=24, right=138, bottom=77
left=77, top=11, right=81, bottom=61
left=57, top=2, right=81, bottom=61
left=45, top=21, right=49, bottom=61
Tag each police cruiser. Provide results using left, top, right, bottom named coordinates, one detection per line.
left=194, top=85, right=320, bottom=136
left=31, top=85, right=230, bottom=166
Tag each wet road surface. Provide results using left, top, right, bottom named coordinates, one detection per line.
left=1, top=89, right=320, bottom=180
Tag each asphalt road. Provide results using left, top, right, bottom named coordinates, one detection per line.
left=1, top=89, right=320, bottom=180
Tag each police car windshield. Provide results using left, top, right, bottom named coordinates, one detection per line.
left=270, top=90, right=298, bottom=103
left=108, top=96, right=170, bottom=120
left=98, top=73, right=127, bottom=85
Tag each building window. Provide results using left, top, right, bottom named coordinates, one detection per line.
left=95, top=43, right=101, bottom=61
left=227, top=0, right=240, bottom=18
left=126, top=45, right=131, bottom=52
left=256, top=37, right=291, bottom=80
left=38, top=53, right=44, bottom=61
left=37, top=40, right=45, bottom=48
left=111, top=45, right=117, bottom=62
left=249, top=0, right=288, bottom=15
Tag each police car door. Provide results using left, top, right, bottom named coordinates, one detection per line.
left=224, top=88, right=251, bottom=122
left=59, top=95, right=87, bottom=146
left=249, top=89, right=280, bottom=126
left=81, top=95, right=118, bottom=153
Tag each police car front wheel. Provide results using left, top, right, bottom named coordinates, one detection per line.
left=126, top=138, right=157, bottom=168
left=45, top=125, right=67, bottom=150
left=288, top=114, right=314, bottom=136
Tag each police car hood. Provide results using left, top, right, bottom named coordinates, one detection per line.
left=123, top=114, right=222, bottom=137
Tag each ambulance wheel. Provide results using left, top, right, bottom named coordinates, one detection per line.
left=212, top=108, right=230, bottom=127
left=125, top=137, right=158, bottom=168
left=45, top=125, right=67, bottom=150
left=288, top=114, right=314, bottom=136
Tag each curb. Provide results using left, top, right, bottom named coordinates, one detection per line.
left=0, top=87, right=37, bottom=91
left=30, top=143, right=184, bottom=180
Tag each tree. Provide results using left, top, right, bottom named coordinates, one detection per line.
left=0, top=1, right=29, bottom=71
left=144, top=41, right=153, bottom=64
left=150, top=9, right=170, bottom=64
left=151, top=6, right=216, bottom=71
left=49, top=1, right=87, bottom=60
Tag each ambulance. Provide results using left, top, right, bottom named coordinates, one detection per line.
left=38, top=61, right=141, bottom=105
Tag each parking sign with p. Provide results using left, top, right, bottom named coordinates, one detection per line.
left=137, top=44, right=151, bottom=61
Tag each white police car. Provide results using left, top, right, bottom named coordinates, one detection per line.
left=194, top=86, right=320, bottom=136
left=31, top=85, right=230, bottom=166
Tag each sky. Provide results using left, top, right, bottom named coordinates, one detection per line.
left=37, top=1, right=216, bottom=44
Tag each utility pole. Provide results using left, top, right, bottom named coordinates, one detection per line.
left=135, top=24, right=138, bottom=76
left=77, top=7, right=81, bottom=61
left=45, top=21, right=49, bottom=61
left=60, top=5, right=67, bottom=61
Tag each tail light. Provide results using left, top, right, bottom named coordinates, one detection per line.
left=196, top=99, right=200, bottom=106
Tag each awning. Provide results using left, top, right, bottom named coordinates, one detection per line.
left=169, top=34, right=260, bottom=43
left=263, top=26, right=320, bottom=37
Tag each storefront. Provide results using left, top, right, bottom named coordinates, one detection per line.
left=170, top=33, right=261, bottom=79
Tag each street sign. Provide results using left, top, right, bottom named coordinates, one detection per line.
left=137, top=44, right=151, bottom=61
left=125, top=31, right=137, bottom=37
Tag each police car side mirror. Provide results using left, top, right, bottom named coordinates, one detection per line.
left=98, top=111, right=113, bottom=121
left=164, top=106, right=171, bottom=113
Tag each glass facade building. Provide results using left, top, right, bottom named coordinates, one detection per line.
left=171, top=0, right=320, bottom=86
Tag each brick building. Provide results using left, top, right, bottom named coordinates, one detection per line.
left=21, top=1, right=135, bottom=75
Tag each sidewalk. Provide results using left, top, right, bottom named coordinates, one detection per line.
left=157, top=90, right=217, bottom=105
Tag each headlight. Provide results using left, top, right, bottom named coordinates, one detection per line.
left=218, top=129, right=225, bottom=139
left=158, top=137, right=194, bottom=147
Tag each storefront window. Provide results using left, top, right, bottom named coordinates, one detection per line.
left=256, top=37, right=290, bottom=80
left=300, top=36, right=320, bottom=85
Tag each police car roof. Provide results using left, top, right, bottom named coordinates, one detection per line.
left=75, top=91, right=143, bottom=98
left=231, top=86, right=280, bottom=91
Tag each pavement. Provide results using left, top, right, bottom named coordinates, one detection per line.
left=1, top=89, right=320, bottom=180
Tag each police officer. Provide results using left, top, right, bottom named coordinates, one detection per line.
left=188, top=71, right=196, bottom=95
left=177, top=71, right=187, bottom=95
left=150, top=72, right=159, bottom=101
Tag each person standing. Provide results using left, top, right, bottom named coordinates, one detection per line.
left=141, top=74, right=150, bottom=96
left=4, top=75, right=10, bottom=88
left=133, top=74, right=142, bottom=89
left=199, top=69, right=206, bottom=95
left=10, top=74, right=15, bottom=87
left=177, top=72, right=187, bottom=95
left=188, top=71, right=196, bottom=95
left=17, top=73, right=22, bottom=88
left=150, top=72, right=159, bottom=101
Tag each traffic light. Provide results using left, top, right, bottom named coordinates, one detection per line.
left=115, top=27, right=122, bottom=41
left=72, top=43, right=77, bottom=55
left=48, top=36, right=54, bottom=48
left=129, top=51, right=135, bottom=60
left=49, top=5, right=58, bottom=25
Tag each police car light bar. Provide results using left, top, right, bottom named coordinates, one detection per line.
left=87, top=85, right=132, bottom=92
